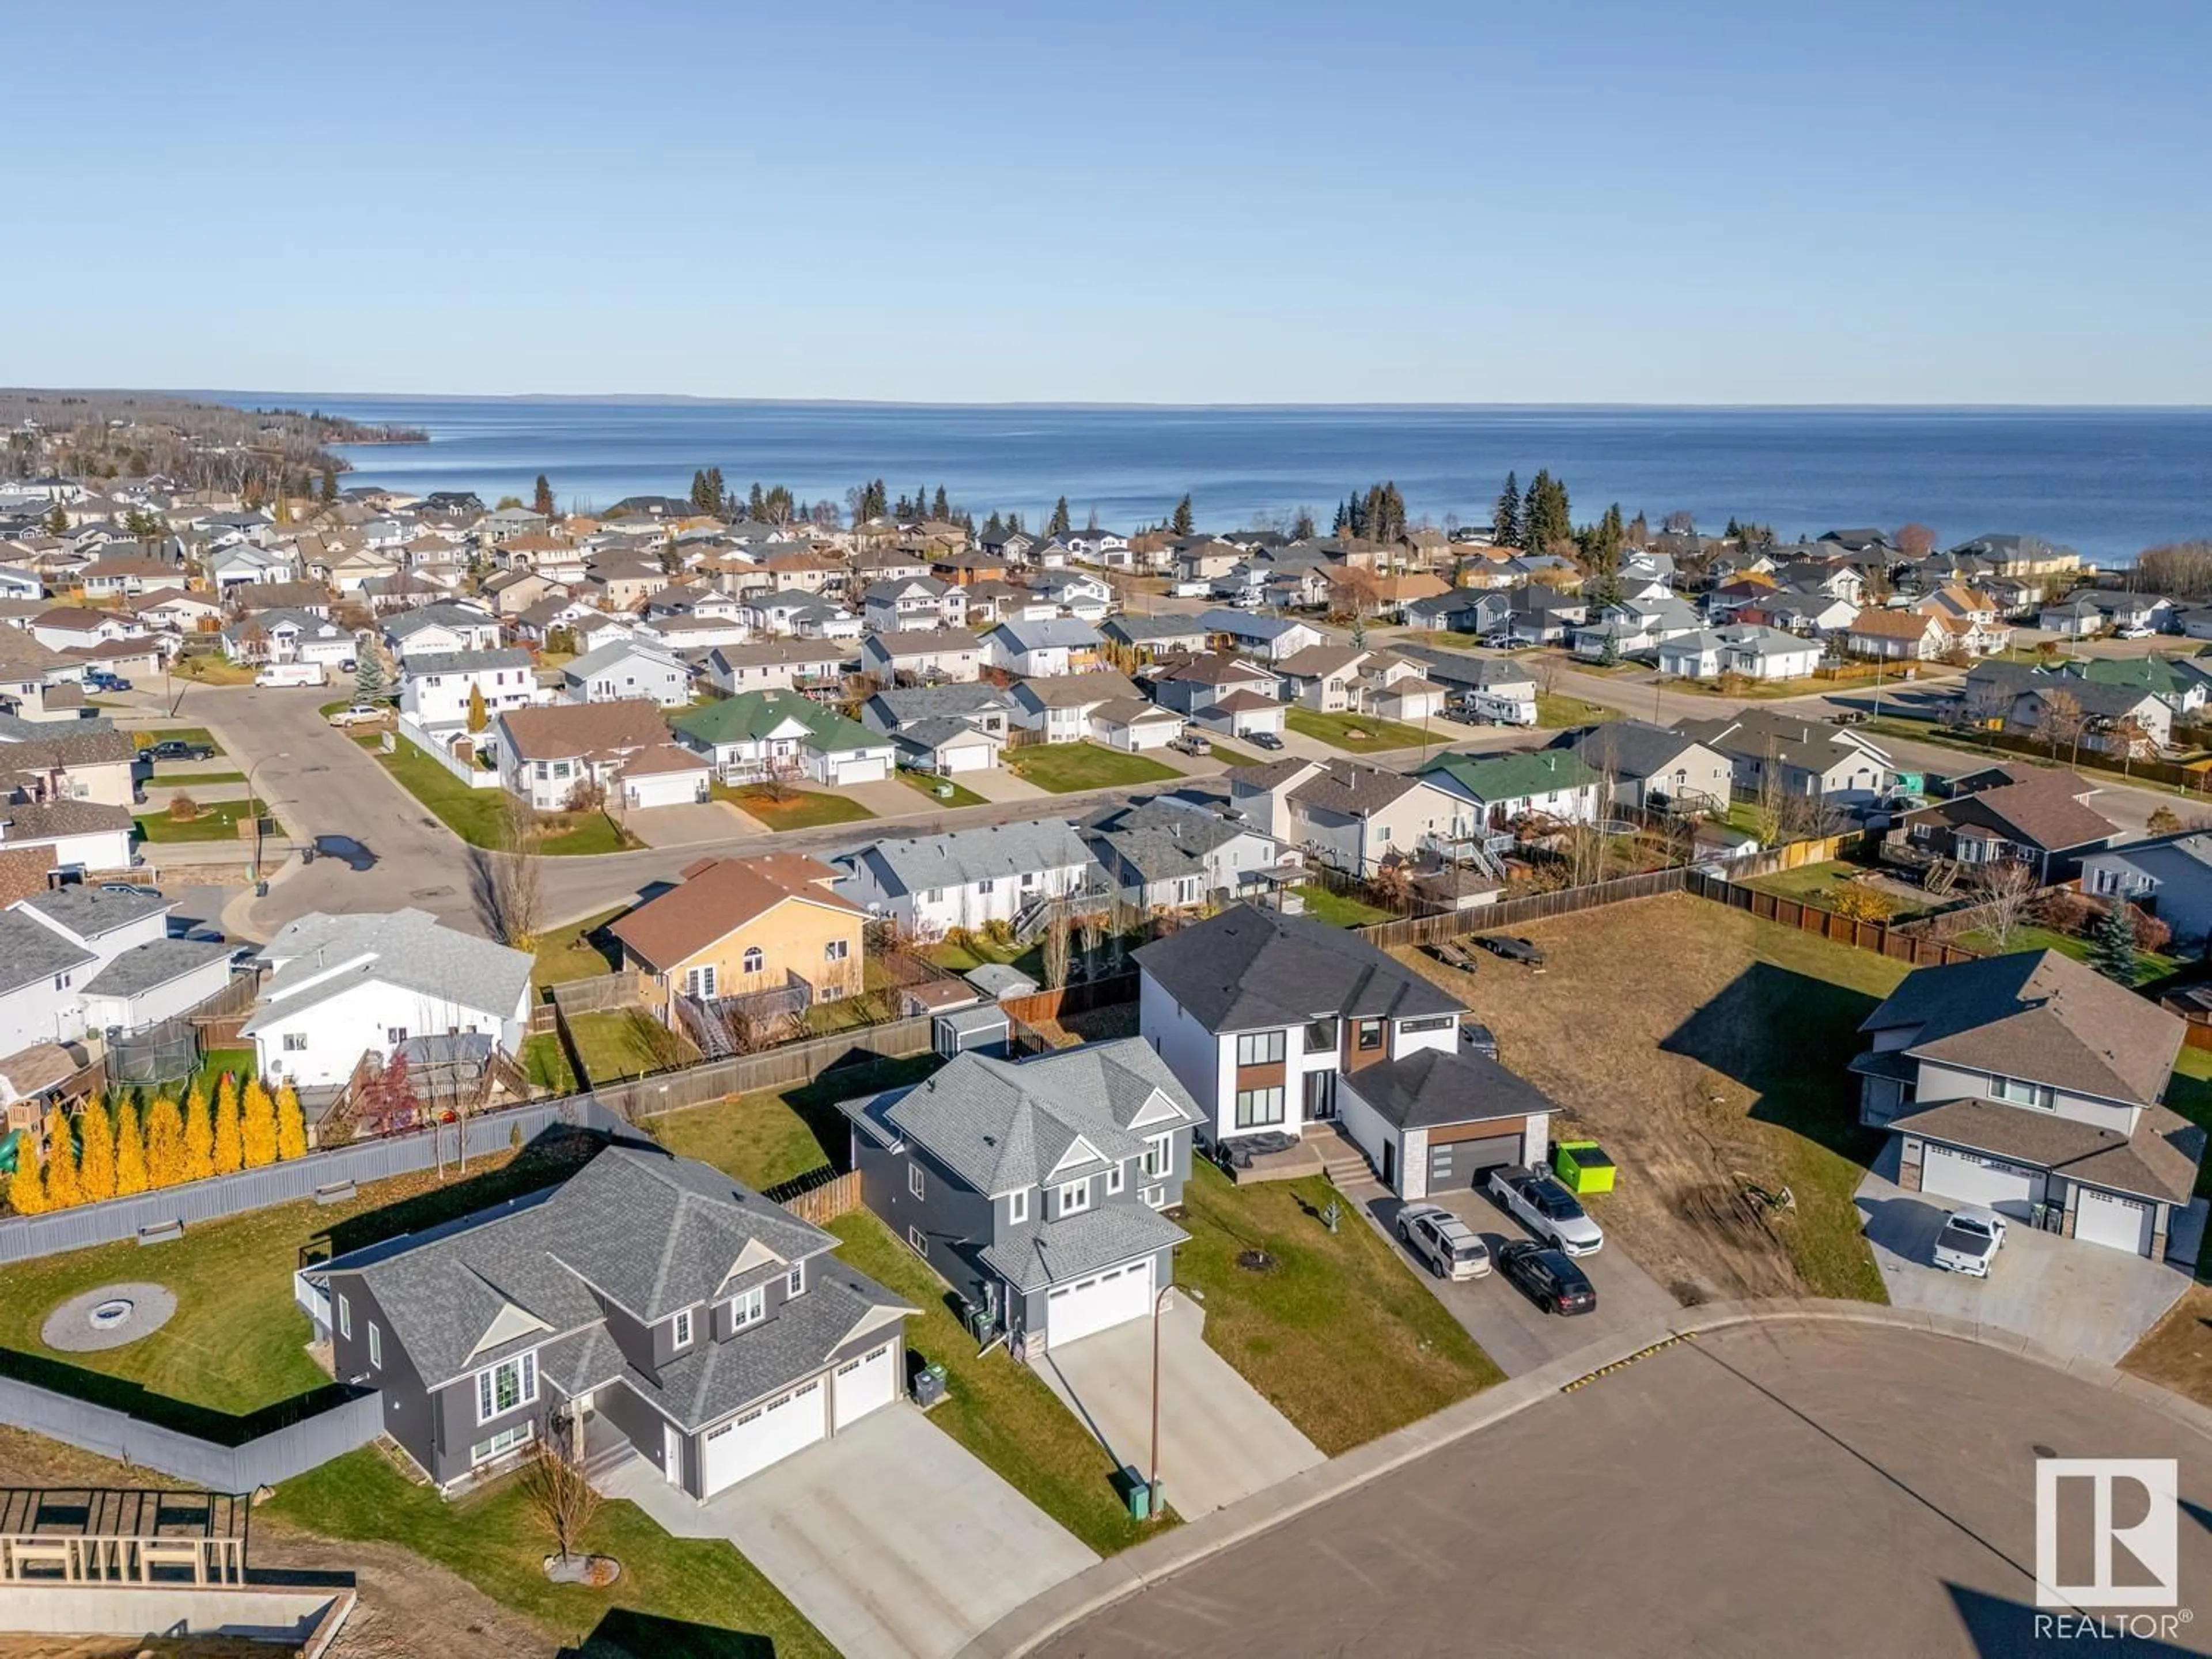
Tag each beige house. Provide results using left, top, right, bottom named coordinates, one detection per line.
left=610, top=853, right=866, bottom=1009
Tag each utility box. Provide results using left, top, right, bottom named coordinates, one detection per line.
left=1552, top=1139, right=1616, bottom=1195
left=1124, top=1471, right=1153, bottom=1521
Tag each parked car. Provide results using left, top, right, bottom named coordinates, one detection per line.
left=2114, top=624, right=2154, bottom=641
left=100, top=881, right=160, bottom=899
left=141, top=739, right=213, bottom=763
left=1829, top=709, right=1869, bottom=726
left=1396, top=1203, right=1491, bottom=1281
left=1933, top=1205, right=2007, bottom=1277
left=1477, top=934, right=1546, bottom=968
left=1247, top=730, right=1286, bottom=751
left=85, top=671, right=131, bottom=692
left=1495, top=1240, right=1596, bottom=1315
left=328, top=703, right=387, bottom=727
left=1169, top=730, right=1212, bottom=756
left=1483, top=633, right=1530, bottom=651
left=1459, top=1020, right=1498, bottom=1059
left=1486, top=1165, right=1605, bottom=1256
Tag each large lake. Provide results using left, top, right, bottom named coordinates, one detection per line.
left=281, top=398, right=2212, bottom=563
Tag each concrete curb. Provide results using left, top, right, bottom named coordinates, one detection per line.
left=953, top=1298, right=2212, bottom=1659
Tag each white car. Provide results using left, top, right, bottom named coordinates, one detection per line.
left=2113, top=624, right=2154, bottom=640
left=1486, top=1166, right=1605, bottom=1256
left=328, top=703, right=387, bottom=727
left=1396, top=1203, right=1491, bottom=1281
left=1933, top=1205, right=2007, bottom=1277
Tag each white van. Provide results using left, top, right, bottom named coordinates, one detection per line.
left=255, top=661, right=328, bottom=688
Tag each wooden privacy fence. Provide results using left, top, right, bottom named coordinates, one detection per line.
left=999, top=974, right=1141, bottom=1027
left=1685, top=871, right=1984, bottom=967
left=548, top=971, right=650, bottom=1015
left=1356, top=868, right=1691, bottom=950
left=772, top=1170, right=862, bottom=1227
left=604, top=1017, right=937, bottom=1118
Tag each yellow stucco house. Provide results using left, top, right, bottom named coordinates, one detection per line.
left=609, top=853, right=865, bottom=1009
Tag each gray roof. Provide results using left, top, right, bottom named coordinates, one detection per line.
left=1569, top=719, right=1719, bottom=781
left=0, top=911, right=96, bottom=997
left=384, top=601, right=497, bottom=638
left=401, top=647, right=534, bottom=677
left=1393, top=644, right=1535, bottom=691
left=964, top=962, right=1040, bottom=999
left=1134, top=903, right=1464, bottom=1033
left=865, top=683, right=1017, bottom=730
left=563, top=637, right=685, bottom=680
left=990, top=617, right=1105, bottom=652
left=16, top=884, right=170, bottom=940
left=243, top=908, right=532, bottom=1036
left=1104, top=615, right=1210, bottom=645
left=1886, top=1096, right=2202, bottom=1206
left=1344, top=1048, right=1552, bottom=1131
left=837, top=821, right=1092, bottom=900
left=1082, top=797, right=1263, bottom=882
left=81, top=936, right=230, bottom=1001
left=893, top=716, right=1001, bottom=754
left=980, top=1204, right=1190, bottom=1293
left=842, top=1039, right=1203, bottom=1195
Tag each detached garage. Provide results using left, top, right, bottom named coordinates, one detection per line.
left=1338, top=1048, right=1553, bottom=1202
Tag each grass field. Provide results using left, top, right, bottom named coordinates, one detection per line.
left=1291, top=882, right=1395, bottom=928
left=378, top=740, right=636, bottom=854
left=1956, top=921, right=2181, bottom=985
left=1176, top=1164, right=1502, bottom=1454
left=715, top=783, right=878, bottom=830
left=1535, top=692, right=1612, bottom=729
left=532, top=907, right=626, bottom=988
left=131, top=727, right=225, bottom=756
left=1404, top=892, right=1905, bottom=1304
left=1282, top=709, right=1433, bottom=753
left=518, top=1032, right=577, bottom=1093
left=1741, top=860, right=1931, bottom=919
left=565, top=1009, right=696, bottom=1085
left=1204, top=741, right=1263, bottom=768
left=166, top=656, right=258, bottom=685
left=895, top=770, right=987, bottom=809
left=133, top=799, right=268, bottom=843
left=154, top=770, right=248, bottom=786
left=1005, top=742, right=1180, bottom=792
left=650, top=1053, right=938, bottom=1195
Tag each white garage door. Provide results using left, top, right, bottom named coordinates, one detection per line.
left=626, top=770, right=704, bottom=809
left=2074, top=1187, right=2153, bottom=1255
left=828, top=753, right=891, bottom=786
left=1921, top=1145, right=2043, bottom=1219
left=832, top=1341, right=896, bottom=1428
left=1046, top=1257, right=1154, bottom=1348
left=700, top=1377, right=826, bottom=1495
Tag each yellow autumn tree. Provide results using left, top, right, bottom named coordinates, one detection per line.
left=211, top=1077, right=243, bottom=1176
left=77, top=1099, right=116, bottom=1202
left=113, top=1100, right=148, bottom=1196
left=144, top=1097, right=186, bottom=1189
left=183, top=1085, right=214, bottom=1182
left=241, top=1078, right=278, bottom=1169
left=275, top=1084, right=307, bottom=1162
left=41, top=1118, right=79, bottom=1209
left=6, top=1142, right=44, bottom=1215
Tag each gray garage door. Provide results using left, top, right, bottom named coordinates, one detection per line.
left=1427, top=1134, right=1523, bottom=1191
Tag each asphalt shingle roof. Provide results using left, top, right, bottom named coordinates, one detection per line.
left=244, top=908, right=532, bottom=1037
left=1134, top=903, right=1463, bottom=1033
left=81, top=936, right=230, bottom=999
left=837, top=821, right=1092, bottom=900
left=0, top=911, right=96, bottom=996
left=1344, top=1047, right=1554, bottom=1131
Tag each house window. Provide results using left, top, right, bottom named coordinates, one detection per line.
left=1357, top=1019, right=1384, bottom=1051
left=336, top=1294, right=351, bottom=1339
left=672, top=1307, right=694, bottom=1349
left=1993, top=1075, right=2056, bottom=1111
left=1059, top=1177, right=1092, bottom=1214
left=368, top=1323, right=382, bottom=1369
left=1236, top=1029, right=1286, bottom=1066
left=741, top=946, right=764, bottom=974
left=1142, top=1185, right=1166, bottom=1209
left=907, top=1225, right=928, bottom=1256
left=1106, top=1164, right=1125, bottom=1195
left=908, top=1161, right=926, bottom=1200
left=283, top=1032, right=308, bottom=1052
left=475, top=1351, right=538, bottom=1423
left=387, top=1027, right=407, bottom=1045
left=786, top=1263, right=805, bottom=1298
left=1401, top=1016, right=1453, bottom=1035
left=469, top=1421, right=533, bottom=1467
left=824, top=938, right=849, bottom=963
left=685, top=964, right=718, bottom=998
left=978, top=878, right=994, bottom=895
left=52, top=974, right=69, bottom=991
left=1304, top=1018, right=1338, bottom=1051
left=1008, top=1187, right=1030, bottom=1224
left=1234, top=1086, right=1286, bottom=1128
left=729, top=1285, right=765, bottom=1330
left=1143, top=1132, right=1173, bottom=1179
left=1374, top=825, right=1391, bottom=844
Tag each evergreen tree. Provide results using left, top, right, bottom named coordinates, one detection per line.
left=467, top=683, right=488, bottom=733
left=145, top=1096, right=186, bottom=1189
left=113, top=1100, right=148, bottom=1196
left=212, top=1077, right=243, bottom=1176
left=982, top=510, right=1004, bottom=540
left=43, top=1119, right=79, bottom=1209
left=46, top=503, right=68, bottom=536
left=1171, top=494, right=1195, bottom=537
left=6, top=1143, right=44, bottom=1215
left=932, top=486, right=949, bottom=521
left=77, top=1098, right=116, bottom=1202
left=183, top=1086, right=214, bottom=1182
left=533, top=474, right=556, bottom=518
left=319, top=468, right=338, bottom=507
left=355, top=651, right=385, bottom=705
left=1291, top=507, right=1316, bottom=540
left=748, top=482, right=766, bottom=521
left=1599, top=630, right=1622, bottom=668
left=241, top=1080, right=278, bottom=1169
left=1049, top=497, right=1072, bottom=537
left=1346, top=491, right=1369, bottom=539
left=1493, top=471, right=1522, bottom=548
left=276, top=1085, right=307, bottom=1162
left=706, top=466, right=726, bottom=516
left=2092, top=901, right=2138, bottom=983
left=1006, top=511, right=1024, bottom=536
left=1332, top=498, right=1351, bottom=536
left=1584, top=502, right=1627, bottom=607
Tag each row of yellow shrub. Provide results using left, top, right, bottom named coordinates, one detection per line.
left=5, top=1077, right=308, bottom=1216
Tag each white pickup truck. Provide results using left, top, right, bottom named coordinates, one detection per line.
left=1933, top=1205, right=2008, bottom=1277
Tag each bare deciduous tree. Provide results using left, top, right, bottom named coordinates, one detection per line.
left=488, top=795, right=546, bottom=953
left=2039, top=688, right=2086, bottom=766
left=1042, top=906, right=1072, bottom=991
left=1973, top=858, right=2040, bottom=948
left=517, top=1424, right=600, bottom=1569
left=1895, top=523, right=1937, bottom=559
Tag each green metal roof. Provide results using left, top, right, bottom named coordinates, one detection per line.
left=670, top=689, right=881, bottom=753
left=1416, top=748, right=1602, bottom=801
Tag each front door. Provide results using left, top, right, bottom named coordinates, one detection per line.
left=1303, top=1071, right=1335, bottom=1122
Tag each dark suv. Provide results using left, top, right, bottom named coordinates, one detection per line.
left=1496, top=1241, right=1596, bottom=1316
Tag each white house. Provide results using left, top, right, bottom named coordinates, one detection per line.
left=859, top=630, right=986, bottom=685
left=834, top=821, right=1093, bottom=938
left=1228, top=757, right=1475, bottom=877
left=669, top=689, right=895, bottom=789
left=862, top=577, right=965, bottom=633
left=0, top=887, right=229, bottom=1050
left=1009, top=673, right=1146, bottom=743
left=560, top=638, right=692, bottom=709
left=702, top=641, right=850, bottom=698
left=244, top=909, right=533, bottom=1089
left=399, top=649, right=545, bottom=729
left=1656, top=624, right=1823, bottom=682
left=383, top=603, right=502, bottom=662
left=984, top=618, right=1105, bottom=678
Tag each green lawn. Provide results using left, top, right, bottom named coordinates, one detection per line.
left=0, top=1142, right=589, bottom=1426
left=156, top=770, right=248, bottom=786
left=1292, top=882, right=1395, bottom=928
left=1743, top=860, right=1930, bottom=919
left=536, top=811, right=638, bottom=856
left=134, top=799, right=270, bottom=843
left=1282, top=709, right=1435, bottom=753
left=1956, top=921, right=2181, bottom=985
left=131, top=726, right=225, bottom=756
left=714, top=783, right=878, bottom=830
left=1204, top=741, right=1263, bottom=768
left=2166, top=1047, right=2212, bottom=1200
left=519, top=1032, right=578, bottom=1093
left=268, top=1449, right=835, bottom=1659
left=1535, top=692, right=1612, bottom=729
left=378, top=740, right=507, bottom=846
left=1005, top=742, right=1180, bottom=793
left=564, top=1009, right=696, bottom=1086
left=923, top=932, right=1043, bottom=978
left=166, top=656, right=259, bottom=686
left=533, top=907, right=626, bottom=988
left=1176, top=1165, right=1502, bottom=1454
left=651, top=1054, right=942, bottom=1190
left=188, top=1046, right=256, bottom=1101
left=828, top=1211, right=1156, bottom=1555
left=895, top=770, right=987, bottom=809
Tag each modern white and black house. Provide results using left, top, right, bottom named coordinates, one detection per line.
left=1135, top=904, right=1552, bottom=1196
left=312, top=1144, right=915, bottom=1498
left=1851, top=950, right=2204, bottom=1259
left=838, top=1040, right=1202, bottom=1355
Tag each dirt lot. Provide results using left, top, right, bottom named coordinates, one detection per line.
left=2122, top=1281, right=2212, bottom=1410
left=0, top=1429, right=544, bottom=1659
left=1395, top=892, right=1909, bottom=1304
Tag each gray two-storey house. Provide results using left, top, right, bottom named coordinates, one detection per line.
left=838, top=1039, right=1204, bottom=1357
left=315, top=1145, right=914, bottom=1501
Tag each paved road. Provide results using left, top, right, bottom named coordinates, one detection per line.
left=1038, top=1319, right=2212, bottom=1659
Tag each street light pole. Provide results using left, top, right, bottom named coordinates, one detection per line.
left=1147, top=1281, right=1202, bottom=1519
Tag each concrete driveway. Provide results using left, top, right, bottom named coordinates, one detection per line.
left=1037, top=1294, right=1321, bottom=1518
left=622, top=799, right=751, bottom=848
left=1354, top=1180, right=1681, bottom=1377
left=1855, top=1158, right=2192, bottom=1364
left=599, top=1404, right=1096, bottom=1659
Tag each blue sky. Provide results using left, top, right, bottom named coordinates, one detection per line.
left=15, top=0, right=2207, bottom=403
